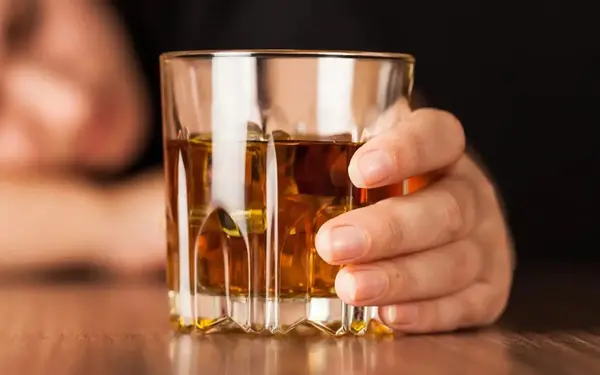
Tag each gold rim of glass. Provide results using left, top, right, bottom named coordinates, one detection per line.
left=160, top=49, right=415, bottom=63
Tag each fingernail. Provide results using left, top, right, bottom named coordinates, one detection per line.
left=317, top=225, right=368, bottom=263
left=349, top=150, right=393, bottom=187
left=386, top=305, right=419, bottom=326
left=337, top=269, right=389, bottom=303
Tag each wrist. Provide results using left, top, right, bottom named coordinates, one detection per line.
left=99, top=172, right=167, bottom=275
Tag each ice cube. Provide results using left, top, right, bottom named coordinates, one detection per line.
left=314, top=198, right=351, bottom=231
left=321, top=132, right=354, bottom=143
left=246, top=121, right=265, bottom=141
left=190, top=133, right=211, bottom=142
left=278, top=196, right=315, bottom=251
left=270, top=129, right=292, bottom=141
left=329, top=152, right=352, bottom=188
left=176, top=126, right=190, bottom=140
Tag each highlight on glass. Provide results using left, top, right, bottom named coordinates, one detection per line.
left=161, top=50, right=415, bottom=336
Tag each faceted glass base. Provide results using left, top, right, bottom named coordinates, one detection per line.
left=169, top=291, right=393, bottom=337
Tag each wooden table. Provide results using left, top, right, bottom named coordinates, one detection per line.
left=1, top=263, right=599, bottom=375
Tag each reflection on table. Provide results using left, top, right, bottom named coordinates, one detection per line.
left=170, top=331, right=513, bottom=375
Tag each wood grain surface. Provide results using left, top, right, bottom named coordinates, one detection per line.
left=1, top=263, right=599, bottom=375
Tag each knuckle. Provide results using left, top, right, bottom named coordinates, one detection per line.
left=416, top=108, right=466, bottom=155
left=466, top=241, right=484, bottom=280
left=391, top=107, right=467, bottom=176
left=389, top=259, right=419, bottom=299
left=445, top=178, right=478, bottom=237
left=450, top=241, right=481, bottom=286
left=416, top=303, right=438, bottom=332
left=397, top=111, right=430, bottom=171
left=373, top=133, right=405, bottom=180
left=386, top=128, right=424, bottom=175
left=439, top=188, right=466, bottom=239
left=376, top=199, right=405, bottom=253
left=420, top=300, right=460, bottom=333
left=406, top=126, right=429, bottom=171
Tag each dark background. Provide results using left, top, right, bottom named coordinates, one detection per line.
left=109, top=0, right=600, bottom=267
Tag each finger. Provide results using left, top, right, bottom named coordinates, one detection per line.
left=379, top=282, right=508, bottom=334
left=315, top=169, right=477, bottom=264
left=334, top=239, right=482, bottom=306
left=349, top=108, right=465, bottom=189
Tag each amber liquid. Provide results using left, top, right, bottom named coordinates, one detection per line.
left=164, top=137, right=408, bottom=301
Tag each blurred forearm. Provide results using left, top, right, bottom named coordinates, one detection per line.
left=0, top=174, right=107, bottom=266
left=0, top=170, right=166, bottom=274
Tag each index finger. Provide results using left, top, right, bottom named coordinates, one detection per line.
left=349, top=108, right=466, bottom=189
left=315, top=160, right=479, bottom=265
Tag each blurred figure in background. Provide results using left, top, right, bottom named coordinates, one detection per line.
left=0, top=0, right=165, bottom=276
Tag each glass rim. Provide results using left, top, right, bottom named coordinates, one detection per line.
left=160, top=49, right=415, bottom=63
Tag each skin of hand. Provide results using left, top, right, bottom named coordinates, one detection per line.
left=315, top=105, right=515, bottom=334
left=0, top=0, right=148, bottom=173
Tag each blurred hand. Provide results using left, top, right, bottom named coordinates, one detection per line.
left=316, top=105, right=514, bottom=334
left=0, top=0, right=147, bottom=173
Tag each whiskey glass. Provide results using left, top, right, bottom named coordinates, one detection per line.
left=161, top=50, right=415, bottom=336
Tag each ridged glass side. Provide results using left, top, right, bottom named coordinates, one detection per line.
left=168, top=135, right=394, bottom=337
